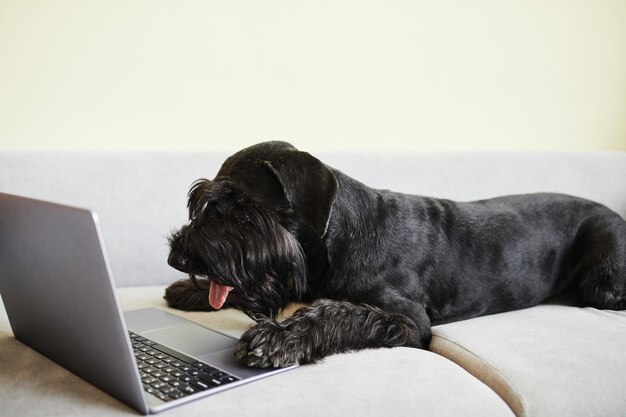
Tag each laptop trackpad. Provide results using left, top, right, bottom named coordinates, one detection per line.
left=142, top=324, right=238, bottom=356
left=196, top=348, right=274, bottom=379
left=124, top=308, right=238, bottom=356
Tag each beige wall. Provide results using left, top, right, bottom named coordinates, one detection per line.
left=1, top=0, right=625, bottom=152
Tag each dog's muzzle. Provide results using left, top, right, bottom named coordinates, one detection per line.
left=167, top=251, right=234, bottom=310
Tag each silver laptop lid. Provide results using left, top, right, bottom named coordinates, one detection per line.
left=0, top=193, right=148, bottom=414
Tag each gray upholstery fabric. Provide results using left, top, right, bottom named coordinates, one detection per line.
left=431, top=305, right=626, bottom=417
left=0, top=286, right=515, bottom=417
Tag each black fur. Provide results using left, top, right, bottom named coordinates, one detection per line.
left=165, top=141, right=626, bottom=367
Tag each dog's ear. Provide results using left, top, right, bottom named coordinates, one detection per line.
left=261, top=151, right=338, bottom=238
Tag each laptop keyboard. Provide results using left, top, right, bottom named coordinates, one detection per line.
left=129, top=331, right=240, bottom=402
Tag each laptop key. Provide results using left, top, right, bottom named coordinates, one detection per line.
left=155, top=391, right=169, bottom=401
left=150, top=381, right=168, bottom=390
left=189, top=378, right=211, bottom=391
left=191, top=362, right=217, bottom=372
left=198, top=373, right=222, bottom=386
left=180, top=384, right=197, bottom=395
left=160, top=386, right=176, bottom=394
left=220, top=376, right=238, bottom=384
left=168, top=390, right=185, bottom=400
left=152, top=343, right=195, bottom=364
left=143, top=377, right=158, bottom=385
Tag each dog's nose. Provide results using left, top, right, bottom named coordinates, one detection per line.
left=167, top=252, right=188, bottom=272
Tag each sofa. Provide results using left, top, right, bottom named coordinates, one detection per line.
left=1, top=150, right=625, bottom=417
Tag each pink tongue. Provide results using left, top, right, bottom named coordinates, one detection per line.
left=209, top=281, right=234, bottom=310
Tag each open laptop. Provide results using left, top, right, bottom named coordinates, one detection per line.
left=0, top=193, right=296, bottom=414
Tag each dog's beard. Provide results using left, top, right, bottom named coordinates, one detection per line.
left=175, top=202, right=307, bottom=321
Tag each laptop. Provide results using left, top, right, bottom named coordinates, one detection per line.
left=0, top=193, right=296, bottom=414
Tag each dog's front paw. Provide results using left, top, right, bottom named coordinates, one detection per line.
left=234, top=320, right=308, bottom=368
left=163, top=278, right=212, bottom=311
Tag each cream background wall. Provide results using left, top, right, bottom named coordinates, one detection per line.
left=1, top=0, right=625, bottom=152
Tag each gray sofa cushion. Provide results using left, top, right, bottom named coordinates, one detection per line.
left=0, top=286, right=515, bottom=417
left=431, top=305, right=626, bottom=417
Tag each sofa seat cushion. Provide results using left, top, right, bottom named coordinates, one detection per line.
left=430, top=304, right=626, bottom=417
left=0, top=286, right=514, bottom=417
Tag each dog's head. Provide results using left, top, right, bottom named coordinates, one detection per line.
left=167, top=141, right=338, bottom=320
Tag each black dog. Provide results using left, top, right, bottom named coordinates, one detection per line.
left=165, top=141, right=626, bottom=368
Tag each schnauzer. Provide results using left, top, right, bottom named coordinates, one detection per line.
left=165, top=141, right=626, bottom=368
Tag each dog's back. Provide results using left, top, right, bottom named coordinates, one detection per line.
left=322, top=166, right=626, bottom=324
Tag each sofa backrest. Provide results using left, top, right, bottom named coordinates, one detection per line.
left=1, top=151, right=625, bottom=287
